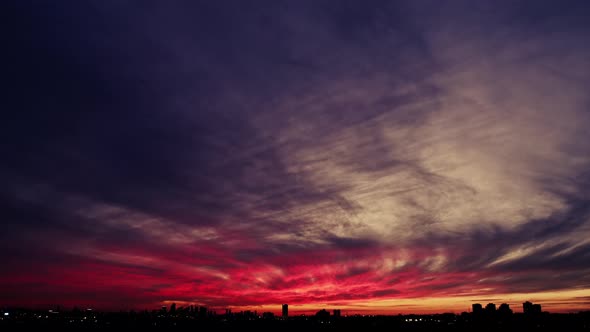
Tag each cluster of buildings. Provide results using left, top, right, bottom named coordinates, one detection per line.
left=159, top=303, right=211, bottom=318
left=5, top=301, right=590, bottom=330
left=522, top=301, right=543, bottom=314
left=155, top=300, right=544, bottom=320
left=282, top=304, right=341, bottom=320
left=471, top=301, right=542, bottom=315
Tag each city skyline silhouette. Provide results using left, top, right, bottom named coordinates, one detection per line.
left=3, top=0, right=590, bottom=320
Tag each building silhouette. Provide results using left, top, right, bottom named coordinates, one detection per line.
left=315, top=309, right=330, bottom=321
left=198, top=306, right=207, bottom=318
left=523, top=301, right=542, bottom=314
left=3, top=300, right=590, bottom=330
left=498, top=303, right=512, bottom=315
left=472, top=303, right=483, bottom=315
left=523, top=301, right=533, bottom=313
left=282, top=304, right=288, bottom=319
left=485, top=303, right=496, bottom=313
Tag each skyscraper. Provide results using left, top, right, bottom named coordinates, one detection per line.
left=485, top=302, right=497, bottom=313
left=523, top=301, right=533, bottom=314
left=498, top=303, right=513, bottom=316
left=282, top=304, right=288, bottom=319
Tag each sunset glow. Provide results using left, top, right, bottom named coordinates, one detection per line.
left=3, top=1, right=590, bottom=315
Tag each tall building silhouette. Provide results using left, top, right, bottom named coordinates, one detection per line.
left=472, top=303, right=483, bottom=314
left=523, top=301, right=541, bottom=314
left=198, top=306, right=207, bottom=318
left=282, top=304, right=288, bottom=319
left=523, top=301, right=533, bottom=313
left=315, top=309, right=330, bottom=321
left=498, top=303, right=513, bottom=316
left=485, top=303, right=496, bottom=313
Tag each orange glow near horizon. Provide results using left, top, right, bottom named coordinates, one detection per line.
left=162, top=288, right=590, bottom=316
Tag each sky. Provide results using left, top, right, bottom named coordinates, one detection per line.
left=2, top=0, right=590, bottom=315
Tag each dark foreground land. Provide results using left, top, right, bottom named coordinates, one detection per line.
left=2, top=309, right=590, bottom=331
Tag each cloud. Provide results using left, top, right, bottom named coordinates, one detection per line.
left=2, top=0, right=590, bottom=313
